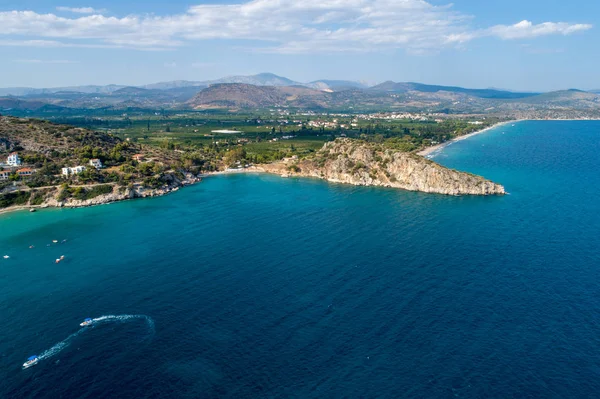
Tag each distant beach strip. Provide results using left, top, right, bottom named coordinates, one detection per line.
left=417, top=120, right=517, bottom=158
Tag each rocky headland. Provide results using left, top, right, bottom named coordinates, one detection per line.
left=259, top=138, right=505, bottom=196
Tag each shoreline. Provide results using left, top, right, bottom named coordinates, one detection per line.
left=2, top=118, right=597, bottom=216
left=417, top=117, right=600, bottom=158
left=0, top=169, right=267, bottom=217
left=0, top=175, right=202, bottom=217
left=200, top=166, right=265, bottom=177
left=417, top=120, right=518, bottom=157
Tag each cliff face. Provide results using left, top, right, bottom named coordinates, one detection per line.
left=261, top=139, right=505, bottom=196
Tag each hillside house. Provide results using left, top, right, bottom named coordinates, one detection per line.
left=132, top=154, right=144, bottom=162
left=6, top=152, right=21, bottom=166
left=16, top=168, right=33, bottom=178
left=0, top=170, right=10, bottom=180
left=62, top=166, right=86, bottom=176
left=89, top=159, right=103, bottom=169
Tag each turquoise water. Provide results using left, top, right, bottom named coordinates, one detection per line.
left=2, top=121, right=600, bottom=398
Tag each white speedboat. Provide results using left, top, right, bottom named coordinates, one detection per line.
left=80, top=318, right=93, bottom=327
left=22, top=356, right=39, bottom=369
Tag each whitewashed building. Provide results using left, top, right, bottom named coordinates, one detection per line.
left=89, top=159, right=103, bottom=169
left=0, top=170, right=10, bottom=180
left=62, top=166, right=86, bottom=176
left=6, top=152, right=21, bottom=166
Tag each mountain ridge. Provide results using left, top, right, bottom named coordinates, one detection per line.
left=2, top=75, right=599, bottom=116
left=0, top=73, right=544, bottom=97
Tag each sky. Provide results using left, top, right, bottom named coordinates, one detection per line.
left=0, top=0, right=597, bottom=91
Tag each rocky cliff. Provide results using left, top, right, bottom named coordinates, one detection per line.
left=260, top=139, right=505, bottom=196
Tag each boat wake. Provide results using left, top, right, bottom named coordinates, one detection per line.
left=37, top=314, right=154, bottom=362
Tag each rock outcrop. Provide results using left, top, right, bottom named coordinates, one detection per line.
left=260, top=139, right=505, bottom=196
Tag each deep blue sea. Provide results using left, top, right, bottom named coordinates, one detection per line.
left=2, top=121, right=600, bottom=398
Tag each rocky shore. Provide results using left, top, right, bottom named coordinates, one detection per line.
left=0, top=173, right=202, bottom=214
left=259, top=139, right=505, bottom=196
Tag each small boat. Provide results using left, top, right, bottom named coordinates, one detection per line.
left=60, top=255, right=65, bottom=260
left=55, top=259, right=61, bottom=264
left=29, top=208, right=36, bottom=213
left=80, top=318, right=93, bottom=327
left=3, top=255, right=9, bottom=259
left=52, top=240, right=58, bottom=243
left=22, top=356, right=39, bottom=369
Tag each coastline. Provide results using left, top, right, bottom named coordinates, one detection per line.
left=0, top=169, right=267, bottom=217
left=3, top=118, right=596, bottom=216
left=0, top=205, right=40, bottom=216
left=416, top=118, right=600, bottom=158
left=201, top=166, right=264, bottom=177
left=417, top=120, right=517, bottom=157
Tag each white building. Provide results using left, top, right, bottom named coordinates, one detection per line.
left=62, top=166, right=86, bottom=176
left=7, top=152, right=21, bottom=166
left=89, top=159, right=103, bottom=169
left=0, top=170, right=10, bottom=180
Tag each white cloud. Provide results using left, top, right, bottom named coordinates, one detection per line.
left=486, top=20, right=592, bottom=40
left=0, top=1, right=592, bottom=53
left=56, top=6, right=105, bottom=14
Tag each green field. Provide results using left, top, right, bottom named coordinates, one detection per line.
left=46, top=110, right=501, bottom=163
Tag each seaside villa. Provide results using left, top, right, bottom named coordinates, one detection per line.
left=16, top=168, right=33, bottom=178
left=62, top=166, right=86, bottom=176
left=89, top=159, right=103, bottom=169
left=7, top=152, right=21, bottom=166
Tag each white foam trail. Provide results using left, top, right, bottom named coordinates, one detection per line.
left=36, top=314, right=154, bottom=362
left=92, top=314, right=155, bottom=332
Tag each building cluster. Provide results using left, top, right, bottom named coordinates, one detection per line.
left=0, top=153, right=36, bottom=181
left=0, top=152, right=109, bottom=181
left=61, top=158, right=103, bottom=177
left=61, top=166, right=87, bottom=176
left=307, top=120, right=339, bottom=129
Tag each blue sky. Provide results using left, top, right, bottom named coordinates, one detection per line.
left=0, top=0, right=597, bottom=91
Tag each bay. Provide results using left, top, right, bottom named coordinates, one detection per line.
left=1, top=121, right=600, bottom=398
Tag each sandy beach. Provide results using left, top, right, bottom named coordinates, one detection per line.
left=201, top=166, right=265, bottom=177
left=417, top=120, right=518, bottom=157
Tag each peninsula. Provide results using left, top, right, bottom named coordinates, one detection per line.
left=0, top=114, right=505, bottom=213
left=259, top=139, right=505, bottom=196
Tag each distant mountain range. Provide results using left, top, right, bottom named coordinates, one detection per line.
left=369, top=81, right=539, bottom=99
left=1, top=73, right=599, bottom=116
left=0, top=72, right=538, bottom=97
